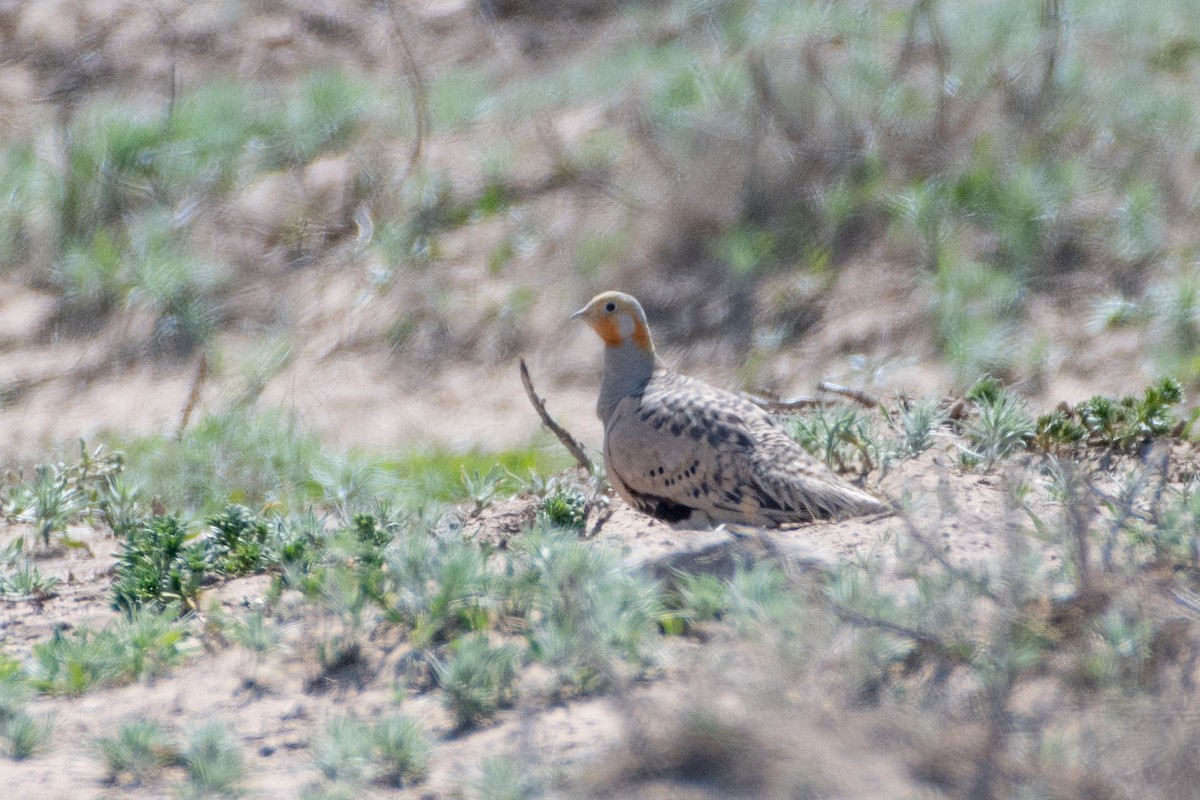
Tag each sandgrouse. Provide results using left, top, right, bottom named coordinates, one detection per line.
left=572, top=291, right=887, bottom=527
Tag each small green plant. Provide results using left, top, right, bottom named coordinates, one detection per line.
left=670, top=571, right=730, bottom=625
left=1075, top=607, right=1156, bottom=690
left=889, top=397, right=949, bottom=457
left=0, top=561, right=61, bottom=598
left=112, top=514, right=207, bottom=615
left=1, top=709, right=52, bottom=760
left=273, top=510, right=327, bottom=580
left=1081, top=378, right=1183, bottom=447
left=32, top=609, right=189, bottom=695
left=22, top=464, right=83, bottom=548
left=435, top=634, right=518, bottom=731
left=788, top=405, right=879, bottom=474
left=385, top=533, right=494, bottom=648
left=97, top=471, right=144, bottom=538
left=539, top=489, right=587, bottom=530
left=204, top=504, right=269, bottom=576
left=471, top=755, right=541, bottom=800
left=0, top=657, right=31, bottom=721
left=313, top=455, right=389, bottom=524
left=0, top=538, right=23, bottom=569
left=371, top=715, right=431, bottom=787
left=178, top=722, right=244, bottom=799
left=97, top=719, right=176, bottom=785
left=1031, top=378, right=1185, bottom=452
left=961, top=389, right=1035, bottom=468
left=225, top=611, right=282, bottom=663
left=311, top=715, right=374, bottom=783
left=460, top=465, right=507, bottom=513
left=516, top=529, right=661, bottom=695
left=1032, top=409, right=1088, bottom=452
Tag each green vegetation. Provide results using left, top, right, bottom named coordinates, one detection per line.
left=30, top=609, right=190, bottom=696
left=177, top=722, right=245, bottom=799
left=112, top=514, right=207, bottom=615
left=311, top=714, right=429, bottom=787
left=0, top=561, right=61, bottom=598
left=0, top=375, right=1195, bottom=794
left=2, top=442, right=124, bottom=549
left=435, top=635, right=518, bottom=731
left=1, top=708, right=52, bottom=760
left=97, top=719, right=176, bottom=785
left=3, top=0, right=1200, bottom=793
left=108, top=410, right=570, bottom=518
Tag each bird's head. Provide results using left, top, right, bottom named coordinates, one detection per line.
left=571, top=291, right=654, bottom=352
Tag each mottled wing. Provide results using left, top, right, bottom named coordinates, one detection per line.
left=604, top=370, right=883, bottom=526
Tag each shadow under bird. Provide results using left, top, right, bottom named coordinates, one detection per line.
left=572, top=291, right=888, bottom=527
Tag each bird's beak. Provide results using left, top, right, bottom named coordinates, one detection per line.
left=569, top=307, right=586, bottom=321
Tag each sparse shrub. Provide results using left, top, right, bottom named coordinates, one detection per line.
left=116, top=409, right=324, bottom=515
left=371, top=715, right=431, bottom=787
left=516, top=529, right=661, bottom=694
left=31, top=609, right=188, bottom=695
left=0, top=561, right=61, bottom=598
left=932, top=257, right=1025, bottom=384
left=669, top=570, right=730, bottom=625
left=178, top=722, right=244, bottom=799
left=225, top=611, right=281, bottom=663
left=0, top=657, right=31, bottom=723
left=308, top=713, right=429, bottom=787
left=890, top=397, right=949, bottom=457
left=312, top=715, right=373, bottom=782
left=1, top=709, right=52, bottom=760
left=97, top=719, right=175, bottom=785
left=471, top=755, right=541, bottom=800
left=435, top=634, right=518, bottom=731
left=385, top=533, right=493, bottom=648
left=272, top=69, right=380, bottom=168
left=273, top=510, right=327, bottom=578
left=727, top=560, right=805, bottom=633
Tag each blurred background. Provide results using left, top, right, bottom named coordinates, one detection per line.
left=1, top=0, right=1197, bottom=462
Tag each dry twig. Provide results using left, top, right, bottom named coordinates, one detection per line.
left=519, top=358, right=593, bottom=472
left=176, top=352, right=208, bottom=440
left=740, top=392, right=838, bottom=412
left=818, top=381, right=880, bottom=408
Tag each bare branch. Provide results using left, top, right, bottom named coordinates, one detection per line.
left=740, top=392, right=837, bottom=412
left=519, top=358, right=593, bottom=472
left=385, top=1, right=428, bottom=189
left=818, top=381, right=880, bottom=408
left=175, top=352, right=208, bottom=440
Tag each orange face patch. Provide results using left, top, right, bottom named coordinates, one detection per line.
left=631, top=318, right=651, bottom=350
left=593, top=315, right=624, bottom=347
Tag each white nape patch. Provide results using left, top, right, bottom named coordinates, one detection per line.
left=617, top=311, right=637, bottom=341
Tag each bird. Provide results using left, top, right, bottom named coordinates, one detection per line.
left=571, top=290, right=887, bottom=527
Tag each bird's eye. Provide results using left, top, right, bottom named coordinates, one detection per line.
left=604, top=301, right=616, bottom=313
